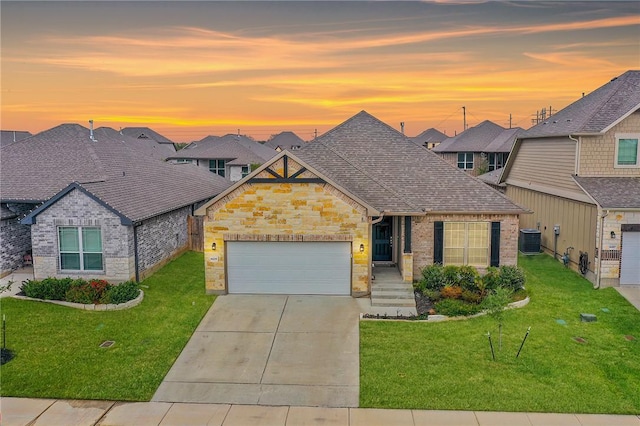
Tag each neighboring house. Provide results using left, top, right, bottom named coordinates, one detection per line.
left=196, top=111, right=526, bottom=296
left=410, top=128, right=447, bottom=149
left=0, top=123, right=231, bottom=282
left=477, top=168, right=506, bottom=193
left=0, top=203, right=33, bottom=277
left=433, top=121, right=523, bottom=176
left=264, top=131, right=306, bottom=152
left=500, top=70, right=640, bottom=287
left=120, top=126, right=177, bottom=159
left=168, top=134, right=278, bottom=182
left=1, top=130, right=32, bottom=148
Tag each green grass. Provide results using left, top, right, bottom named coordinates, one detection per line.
left=0, top=251, right=214, bottom=401
left=360, top=254, right=640, bottom=414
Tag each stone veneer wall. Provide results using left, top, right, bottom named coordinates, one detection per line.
left=411, top=214, right=520, bottom=279
left=31, top=189, right=134, bottom=282
left=1, top=203, right=35, bottom=276
left=204, top=164, right=370, bottom=295
left=596, top=209, right=640, bottom=287
left=135, top=206, right=191, bottom=279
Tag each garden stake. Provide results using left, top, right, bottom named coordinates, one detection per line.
left=487, top=332, right=495, bottom=361
left=2, top=314, right=5, bottom=350
left=516, top=326, right=531, bottom=358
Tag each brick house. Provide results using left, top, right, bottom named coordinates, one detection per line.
left=1, top=123, right=231, bottom=282
left=168, top=134, right=277, bottom=182
left=196, top=111, right=526, bottom=296
left=500, top=70, right=640, bottom=286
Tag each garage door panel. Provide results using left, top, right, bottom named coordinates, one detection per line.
left=620, top=232, right=640, bottom=285
left=227, top=242, right=351, bottom=295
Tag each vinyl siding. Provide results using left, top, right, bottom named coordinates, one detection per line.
left=506, top=185, right=597, bottom=276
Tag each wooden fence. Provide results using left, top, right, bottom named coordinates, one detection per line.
left=187, top=216, right=204, bottom=252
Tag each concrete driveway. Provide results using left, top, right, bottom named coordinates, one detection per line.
left=152, top=295, right=360, bottom=408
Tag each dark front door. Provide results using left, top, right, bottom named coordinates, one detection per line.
left=373, top=217, right=392, bottom=261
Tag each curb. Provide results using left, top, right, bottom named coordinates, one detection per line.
left=11, top=290, right=144, bottom=311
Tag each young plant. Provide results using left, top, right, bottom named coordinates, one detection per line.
left=481, top=286, right=513, bottom=350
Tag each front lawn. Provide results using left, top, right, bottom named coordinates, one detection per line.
left=360, top=254, right=640, bottom=414
left=0, top=251, right=214, bottom=401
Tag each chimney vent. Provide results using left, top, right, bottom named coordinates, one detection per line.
left=89, top=120, right=96, bottom=141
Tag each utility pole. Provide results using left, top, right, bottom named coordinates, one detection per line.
left=462, top=106, right=466, bottom=132
left=314, top=129, right=318, bottom=139
left=400, top=122, right=405, bottom=134
left=509, top=114, right=512, bottom=129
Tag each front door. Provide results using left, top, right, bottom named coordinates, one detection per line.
left=373, top=216, right=392, bottom=261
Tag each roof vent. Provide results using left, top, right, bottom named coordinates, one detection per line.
left=566, top=119, right=572, bottom=122
left=89, top=120, right=96, bottom=142
left=553, top=120, right=558, bottom=124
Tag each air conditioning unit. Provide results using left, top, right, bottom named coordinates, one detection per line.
left=519, top=229, right=541, bottom=254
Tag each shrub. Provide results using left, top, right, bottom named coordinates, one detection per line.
left=103, top=281, right=139, bottom=305
left=458, top=265, right=481, bottom=292
left=482, top=267, right=501, bottom=290
left=21, top=277, right=75, bottom=300
left=440, top=285, right=463, bottom=299
left=442, top=265, right=460, bottom=286
left=418, top=264, right=445, bottom=291
left=423, top=289, right=441, bottom=302
left=461, top=289, right=483, bottom=304
left=434, top=299, right=482, bottom=316
left=65, top=282, right=95, bottom=304
left=498, top=265, right=526, bottom=291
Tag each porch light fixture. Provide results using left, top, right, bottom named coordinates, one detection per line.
left=610, top=231, right=616, bottom=239
left=359, top=243, right=365, bottom=253
left=211, top=242, right=217, bottom=251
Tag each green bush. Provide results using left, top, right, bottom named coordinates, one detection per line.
left=461, top=289, right=483, bottom=304
left=418, top=264, right=446, bottom=292
left=65, top=282, right=95, bottom=304
left=498, top=265, right=526, bottom=291
left=21, top=277, right=75, bottom=300
left=103, top=281, right=139, bottom=304
left=458, top=265, right=480, bottom=292
left=442, top=265, right=460, bottom=286
left=434, top=299, right=482, bottom=316
left=482, top=266, right=501, bottom=290
left=423, top=289, right=441, bottom=302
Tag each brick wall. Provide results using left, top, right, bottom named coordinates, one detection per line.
left=0, top=203, right=35, bottom=275
left=579, top=111, right=640, bottom=176
left=204, top=159, right=370, bottom=295
left=30, top=188, right=134, bottom=282
left=411, top=213, right=520, bottom=278
left=136, top=206, right=190, bottom=279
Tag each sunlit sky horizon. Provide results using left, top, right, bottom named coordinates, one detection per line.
left=1, top=1, right=639, bottom=142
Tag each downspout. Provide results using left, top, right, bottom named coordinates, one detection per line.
left=133, top=223, right=141, bottom=283
left=596, top=210, right=608, bottom=289
left=569, top=134, right=580, bottom=175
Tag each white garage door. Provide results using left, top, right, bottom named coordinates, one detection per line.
left=226, top=241, right=351, bottom=295
left=620, top=232, right=640, bottom=285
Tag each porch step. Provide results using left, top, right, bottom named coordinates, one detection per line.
left=371, top=298, right=416, bottom=308
left=371, top=289, right=415, bottom=299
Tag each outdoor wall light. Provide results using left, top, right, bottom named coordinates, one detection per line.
left=359, top=243, right=365, bottom=253
left=211, top=242, right=217, bottom=251
left=610, top=231, right=616, bottom=239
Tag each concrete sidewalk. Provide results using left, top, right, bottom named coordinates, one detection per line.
left=2, top=398, right=639, bottom=426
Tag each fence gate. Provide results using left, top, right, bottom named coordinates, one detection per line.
left=188, top=216, right=204, bottom=252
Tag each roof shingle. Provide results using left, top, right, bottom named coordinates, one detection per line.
left=573, top=176, right=640, bottom=209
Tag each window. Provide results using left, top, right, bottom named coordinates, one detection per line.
left=241, top=165, right=250, bottom=178
left=443, top=222, right=489, bottom=266
left=615, top=134, right=639, bottom=167
left=58, top=227, right=103, bottom=271
left=488, top=153, right=508, bottom=171
left=176, top=159, right=193, bottom=164
left=457, top=152, right=474, bottom=170
left=209, top=159, right=226, bottom=177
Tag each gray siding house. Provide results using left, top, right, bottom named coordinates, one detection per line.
left=1, top=124, right=231, bottom=282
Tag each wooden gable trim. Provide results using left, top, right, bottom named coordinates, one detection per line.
left=248, top=154, right=325, bottom=184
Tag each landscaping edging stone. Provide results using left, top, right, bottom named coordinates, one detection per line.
left=360, top=296, right=530, bottom=322
left=12, top=290, right=144, bottom=311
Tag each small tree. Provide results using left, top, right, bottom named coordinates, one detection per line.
left=481, top=287, right=512, bottom=350
left=477, top=153, right=489, bottom=175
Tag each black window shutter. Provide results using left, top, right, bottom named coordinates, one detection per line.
left=490, top=221, right=500, bottom=267
left=434, top=221, right=443, bottom=264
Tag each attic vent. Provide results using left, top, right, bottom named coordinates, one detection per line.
left=138, top=134, right=149, bottom=139
left=566, top=119, right=572, bottom=122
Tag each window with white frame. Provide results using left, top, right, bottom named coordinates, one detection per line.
left=209, top=159, right=226, bottom=176
left=444, top=222, right=489, bottom=266
left=615, top=134, right=639, bottom=167
left=58, top=227, right=103, bottom=271
left=488, top=152, right=508, bottom=171
left=241, top=165, right=250, bottom=178
left=176, top=159, right=193, bottom=164
left=457, top=152, right=474, bottom=170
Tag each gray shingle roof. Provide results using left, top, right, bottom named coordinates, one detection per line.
left=170, top=134, right=277, bottom=165
left=96, top=127, right=175, bottom=161
left=120, top=127, right=175, bottom=144
left=477, top=168, right=504, bottom=186
left=264, top=131, right=305, bottom=150
left=1, top=130, right=32, bottom=148
left=1, top=205, right=18, bottom=221
left=410, top=128, right=447, bottom=147
left=296, top=111, right=525, bottom=214
left=573, top=177, right=640, bottom=209
left=523, top=70, right=640, bottom=138
left=433, top=121, right=507, bottom=153
left=0, top=124, right=232, bottom=221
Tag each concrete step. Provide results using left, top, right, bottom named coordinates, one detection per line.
left=371, top=298, right=416, bottom=307
left=372, top=283, right=412, bottom=290
left=371, top=290, right=414, bottom=299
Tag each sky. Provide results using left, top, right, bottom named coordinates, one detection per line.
left=1, top=1, right=639, bottom=142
